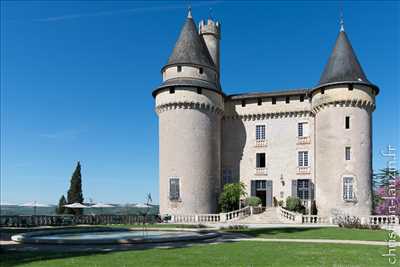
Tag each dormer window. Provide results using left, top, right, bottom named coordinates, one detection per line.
left=272, top=97, right=276, bottom=105
left=199, top=67, right=203, bottom=74
left=177, top=66, right=182, bottom=72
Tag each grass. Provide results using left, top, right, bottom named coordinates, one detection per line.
left=1, top=241, right=391, bottom=267
left=225, top=227, right=395, bottom=241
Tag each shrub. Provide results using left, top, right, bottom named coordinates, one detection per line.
left=332, top=210, right=381, bottom=230
left=310, top=200, right=318, bottom=215
left=278, top=200, right=284, bottom=207
left=245, top=196, right=261, bottom=207
left=285, top=196, right=306, bottom=214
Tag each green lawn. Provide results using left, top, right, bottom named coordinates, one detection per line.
left=2, top=241, right=391, bottom=267
left=226, top=227, right=395, bottom=241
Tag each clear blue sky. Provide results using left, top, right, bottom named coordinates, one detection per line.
left=1, top=1, right=399, bottom=205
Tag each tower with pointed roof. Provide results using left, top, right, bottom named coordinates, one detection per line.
left=311, top=19, right=378, bottom=217
left=153, top=9, right=224, bottom=215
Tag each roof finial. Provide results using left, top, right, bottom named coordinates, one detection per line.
left=187, top=6, right=192, bottom=19
left=339, top=10, right=345, bottom=32
left=209, top=7, right=214, bottom=20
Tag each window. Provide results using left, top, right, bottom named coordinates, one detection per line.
left=241, top=100, right=246, bottom=107
left=345, top=116, right=350, bottom=129
left=199, top=67, right=203, bottom=74
left=297, top=179, right=310, bottom=200
left=298, top=151, right=309, bottom=167
left=169, top=177, right=180, bottom=200
left=257, top=98, right=262, bottom=106
left=343, top=177, right=354, bottom=201
left=321, top=89, right=325, bottom=94
left=272, top=97, right=276, bottom=105
left=300, top=95, right=304, bottom=102
left=255, top=180, right=266, bottom=190
left=348, top=84, right=353, bottom=91
left=286, top=97, right=290, bottom=104
left=177, top=66, right=182, bottom=72
left=256, top=153, right=266, bottom=168
left=298, top=122, right=308, bottom=137
left=345, top=147, right=351, bottom=160
left=169, top=87, right=175, bottom=94
left=256, top=125, right=266, bottom=140
left=197, top=88, right=202, bottom=94
left=223, top=169, right=233, bottom=184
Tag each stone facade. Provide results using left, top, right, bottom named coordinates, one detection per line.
left=153, top=11, right=378, bottom=218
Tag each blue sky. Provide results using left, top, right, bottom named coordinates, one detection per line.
left=1, top=1, right=399, bottom=205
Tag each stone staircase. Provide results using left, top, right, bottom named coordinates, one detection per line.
left=237, top=207, right=284, bottom=224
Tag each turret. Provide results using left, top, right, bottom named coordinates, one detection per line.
left=153, top=9, right=224, bottom=215
left=199, top=18, right=221, bottom=73
left=311, top=18, right=379, bottom=218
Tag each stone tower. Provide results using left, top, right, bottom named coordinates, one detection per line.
left=199, top=18, right=221, bottom=72
left=153, top=10, right=224, bottom=215
left=312, top=22, right=379, bottom=217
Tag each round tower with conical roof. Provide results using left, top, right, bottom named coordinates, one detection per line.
left=312, top=21, right=379, bottom=218
left=153, top=10, right=224, bottom=215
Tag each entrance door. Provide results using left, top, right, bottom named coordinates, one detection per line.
left=251, top=180, right=273, bottom=207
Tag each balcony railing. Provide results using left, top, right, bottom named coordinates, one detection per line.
left=255, top=139, right=267, bottom=147
left=297, top=166, right=311, bottom=174
left=297, top=136, right=311, bottom=145
left=255, top=167, right=268, bottom=175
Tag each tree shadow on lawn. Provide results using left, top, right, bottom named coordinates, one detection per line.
left=1, top=233, right=244, bottom=267
left=228, top=227, right=328, bottom=237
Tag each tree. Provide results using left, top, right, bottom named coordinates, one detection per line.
left=285, top=196, right=305, bottom=214
left=56, top=195, right=67, bottom=214
left=373, top=168, right=400, bottom=188
left=67, top=161, right=84, bottom=215
left=219, top=182, right=247, bottom=212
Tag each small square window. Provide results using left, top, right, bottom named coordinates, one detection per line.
left=199, top=68, right=203, bottom=74
left=286, top=97, right=290, bottom=104
left=169, top=87, right=175, bottom=94
left=272, top=97, right=276, bottom=105
left=177, top=66, right=182, bottom=72
left=321, top=89, right=325, bottom=94
left=169, top=177, right=180, bottom=201
left=257, top=98, right=262, bottom=106
left=241, top=100, right=246, bottom=107
left=348, top=84, right=353, bottom=91
left=300, top=95, right=304, bottom=102
left=197, top=88, right=202, bottom=94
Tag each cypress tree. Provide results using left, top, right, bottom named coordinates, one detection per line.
left=56, top=195, right=67, bottom=214
left=67, top=161, right=84, bottom=215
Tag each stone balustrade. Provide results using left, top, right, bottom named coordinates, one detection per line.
left=368, top=215, right=399, bottom=225
left=255, top=167, right=268, bottom=175
left=297, top=136, right=311, bottom=145
left=255, top=139, right=267, bottom=147
left=302, top=215, right=328, bottom=224
left=0, top=215, right=157, bottom=227
left=296, top=166, right=311, bottom=174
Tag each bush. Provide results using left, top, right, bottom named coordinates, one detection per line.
left=278, top=200, right=284, bottom=207
left=219, top=182, right=247, bottom=212
left=332, top=210, right=381, bottom=230
left=245, top=196, right=261, bottom=207
left=310, top=200, right=318, bottom=215
left=285, top=196, right=306, bottom=214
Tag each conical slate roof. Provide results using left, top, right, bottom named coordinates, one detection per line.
left=318, top=30, right=371, bottom=86
left=165, top=13, right=215, bottom=70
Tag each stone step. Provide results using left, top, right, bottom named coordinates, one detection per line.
left=237, top=208, right=284, bottom=224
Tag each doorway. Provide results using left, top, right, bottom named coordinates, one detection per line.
left=251, top=180, right=273, bottom=207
